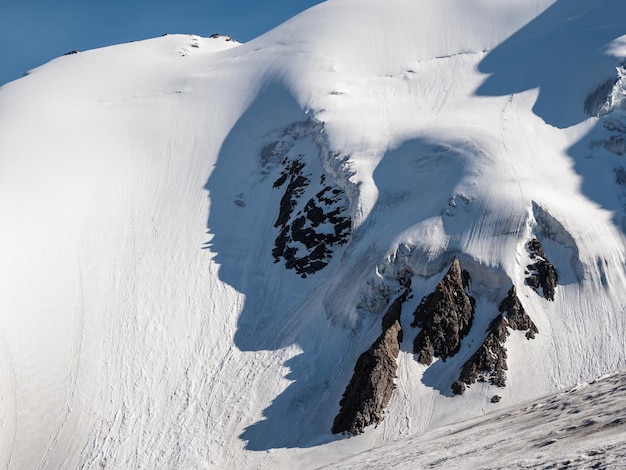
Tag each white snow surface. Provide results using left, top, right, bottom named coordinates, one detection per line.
left=321, top=369, right=626, bottom=469
left=2, top=0, right=626, bottom=468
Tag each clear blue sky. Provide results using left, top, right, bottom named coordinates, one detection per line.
left=0, top=1, right=324, bottom=86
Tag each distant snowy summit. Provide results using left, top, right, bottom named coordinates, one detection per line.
left=209, top=33, right=238, bottom=42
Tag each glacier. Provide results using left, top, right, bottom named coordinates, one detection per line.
left=1, top=0, right=626, bottom=468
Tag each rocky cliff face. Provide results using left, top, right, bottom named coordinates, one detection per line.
left=454, top=286, right=538, bottom=394
left=411, top=259, right=475, bottom=364
left=334, top=256, right=544, bottom=431
left=525, top=238, right=558, bottom=301
left=332, top=288, right=409, bottom=435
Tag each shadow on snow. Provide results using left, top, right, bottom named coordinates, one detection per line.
left=204, top=83, right=472, bottom=449
left=479, top=0, right=626, bottom=238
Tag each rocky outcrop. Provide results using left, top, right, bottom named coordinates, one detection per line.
left=456, top=315, right=509, bottom=390
left=525, top=238, right=558, bottom=301
left=332, top=287, right=410, bottom=435
left=454, top=286, right=538, bottom=394
left=499, top=285, right=539, bottom=339
left=209, top=33, right=238, bottom=42
left=585, top=77, right=620, bottom=117
left=601, top=118, right=626, bottom=155
left=258, top=119, right=353, bottom=278
left=605, top=135, right=626, bottom=155
left=584, top=64, right=626, bottom=117
left=411, top=259, right=475, bottom=364
left=272, top=158, right=351, bottom=277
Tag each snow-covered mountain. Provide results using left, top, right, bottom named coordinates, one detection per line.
left=1, top=0, right=626, bottom=468
left=324, top=369, right=626, bottom=469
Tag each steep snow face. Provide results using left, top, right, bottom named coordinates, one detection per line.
left=2, top=1, right=626, bottom=468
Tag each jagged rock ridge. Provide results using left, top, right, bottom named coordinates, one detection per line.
left=332, top=287, right=410, bottom=435
left=584, top=63, right=626, bottom=118
left=525, top=238, right=558, bottom=300
left=411, top=259, right=475, bottom=364
left=453, top=285, right=538, bottom=394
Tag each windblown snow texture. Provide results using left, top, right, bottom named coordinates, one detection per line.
left=324, top=370, right=626, bottom=469
left=2, top=1, right=626, bottom=468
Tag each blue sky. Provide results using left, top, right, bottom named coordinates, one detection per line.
left=0, top=1, right=323, bottom=86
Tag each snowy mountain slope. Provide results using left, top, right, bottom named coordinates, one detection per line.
left=1, top=0, right=626, bottom=468
left=319, top=369, right=626, bottom=469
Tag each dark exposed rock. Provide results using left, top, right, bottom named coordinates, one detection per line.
left=272, top=157, right=351, bottom=277
left=209, top=33, right=238, bottom=42
left=332, top=288, right=410, bottom=435
left=413, top=330, right=433, bottom=365
left=411, top=259, right=475, bottom=363
left=234, top=193, right=246, bottom=207
left=525, top=238, right=558, bottom=301
left=499, top=285, right=539, bottom=340
left=274, top=160, right=308, bottom=228
left=451, top=381, right=466, bottom=395
left=455, top=286, right=538, bottom=394
left=584, top=64, right=626, bottom=117
left=458, top=315, right=509, bottom=389
left=305, top=201, right=325, bottom=226
left=615, top=166, right=626, bottom=187
left=605, top=119, right=626, bottom=134
left=605, top=135, right=626, bottom=155
left=585, top=77, right=619, bottom=117
left=491, top=395, right=501, bottom=403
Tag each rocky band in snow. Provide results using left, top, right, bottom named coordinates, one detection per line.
left=336, top=255, right=546, bottom=432
left=453, top=285, right=538, bottom=394
left=332, top=286, right=410, bottom=436
left=272, top=157, right=351, bottom=278
left=261, top=119, right=352, bottom=278
left=411, top=258, right=475, bottom=364
left=525, top=237, right=558, bottom=301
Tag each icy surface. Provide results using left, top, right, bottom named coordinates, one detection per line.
left=2, top=1, right=626, bottom=468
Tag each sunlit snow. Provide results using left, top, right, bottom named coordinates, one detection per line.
left=1, top=0, right=626, bottom=468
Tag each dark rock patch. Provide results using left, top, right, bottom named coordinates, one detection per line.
left=273, top=160, right=308, bottom=228
left=525, top=238, right=558, bottom=301
left=456, top=315, right=509, bottom=391
left=209, top=33, right=238, bottom=42
left=411, top=259, right=475, bottom=364
left=272, top=158, right=351, bottom=277
left=454, top=286, right=538, bottom=394
left=451, top=381, right=466, bottom=395
left=332, top=287, right=410, bottom=436
left=605, top=134, right=626, bottom=155
left=605, top=119, right=626, bottom=134
left=491, top=395, right=501, bottom=403
left=614, top=166, right=626, bottom=187
left=499, top=285, right=539, bottom=340
left=584, top=77, right=619, bottom=117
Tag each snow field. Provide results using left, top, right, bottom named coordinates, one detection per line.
left=2, top=1, right=626, bottom=468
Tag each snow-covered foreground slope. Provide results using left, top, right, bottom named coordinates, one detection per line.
left=321, top=369, right=626, bottom=469
left=1, top=0, right=626, bottom=468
